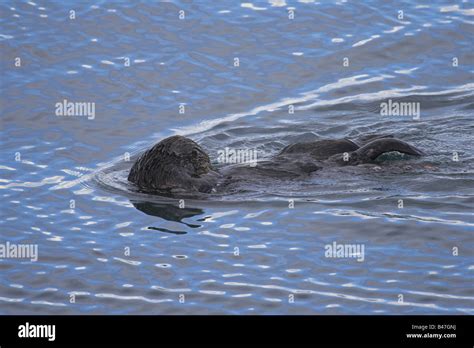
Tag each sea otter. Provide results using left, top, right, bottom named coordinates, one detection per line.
left=127, top=134, right=425, bottom=195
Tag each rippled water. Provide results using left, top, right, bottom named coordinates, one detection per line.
left=1, top=0, right=473, bottom=314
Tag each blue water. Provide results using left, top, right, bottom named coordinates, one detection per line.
left=0, top=0, right=473, bottom=314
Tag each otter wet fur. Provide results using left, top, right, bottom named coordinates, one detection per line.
left=128, top=134, right=425, bottom=196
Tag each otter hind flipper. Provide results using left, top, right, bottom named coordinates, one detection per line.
left=354, top=134, right=394, bottom=146
left=353, top=138, right=425, bottom=162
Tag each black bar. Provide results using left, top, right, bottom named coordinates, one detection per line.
left=0, top=315, right=472, bottom=346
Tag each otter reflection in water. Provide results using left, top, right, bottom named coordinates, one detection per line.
left=127, top=135, right=425, bottom=196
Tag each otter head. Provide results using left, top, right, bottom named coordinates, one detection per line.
left=128, top=135, right=219, bottom=194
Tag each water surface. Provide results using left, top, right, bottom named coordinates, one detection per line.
left=1, top=0, right=473, bottom=314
